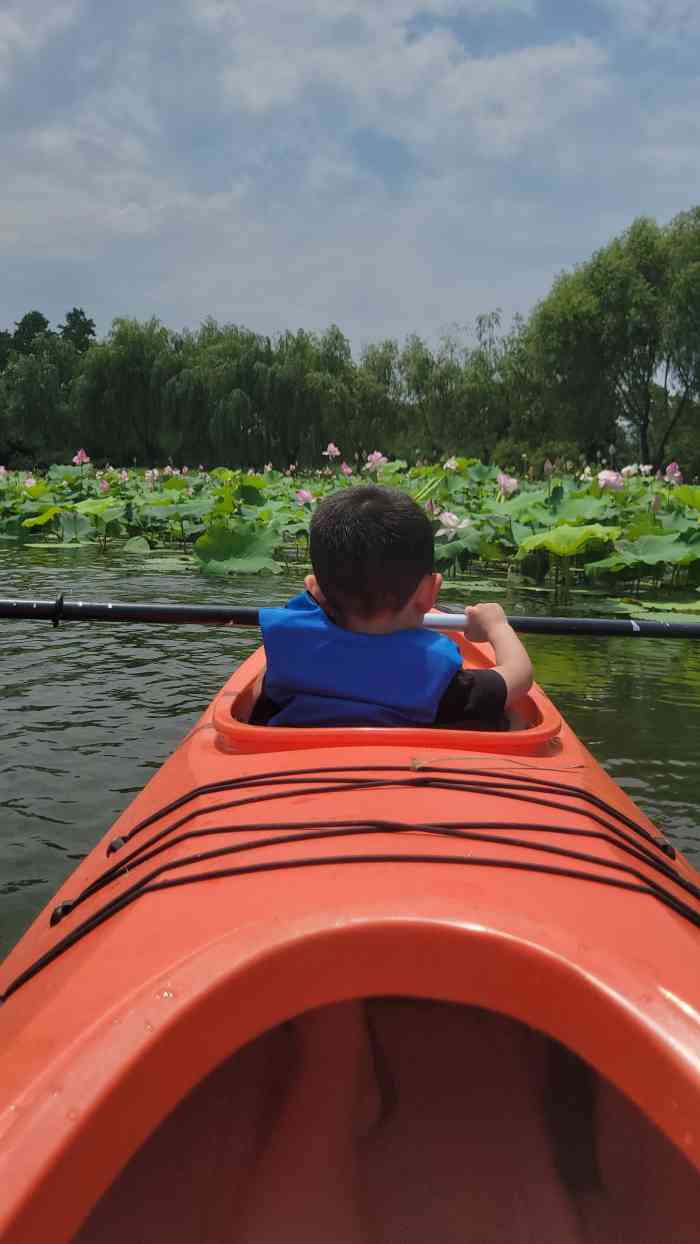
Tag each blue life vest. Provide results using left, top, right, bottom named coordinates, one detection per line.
left=258, top=592, right=463, bottom=727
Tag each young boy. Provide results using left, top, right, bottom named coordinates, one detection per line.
left=251, top=485, right=532, bottom=729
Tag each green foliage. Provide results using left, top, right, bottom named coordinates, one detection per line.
left=13, top=311, right=51, bottom=355
left=123, top=536, right=150, bottom=553
left=517, top=524, right=620, bottom=559
left=193, top=523, right=283, bottom=574
left=58, top=308, right=96, bottom=354
left=674, top=485, right=700, bottom=511
left=1, top=204, right=699, bottom=477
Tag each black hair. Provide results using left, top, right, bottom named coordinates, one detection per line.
left=309, top=485, right=434, bottom=620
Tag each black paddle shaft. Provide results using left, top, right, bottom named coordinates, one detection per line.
left=0, top=596, right=260, bottom=628
left=1, top=595, right=700, bottom=638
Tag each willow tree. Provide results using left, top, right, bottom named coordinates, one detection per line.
left=529, top=213, right=700, bottom=464
left=0, top=333, right=78, bottom=459
left=660, top=206, right=700, bottom=464
left=72, top=318, right=175, bottom=462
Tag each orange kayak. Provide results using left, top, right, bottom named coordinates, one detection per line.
left=1, top=631, right=700, bottom=1243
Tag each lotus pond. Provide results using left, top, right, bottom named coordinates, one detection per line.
left=4, top=453, right=700, bottom=958
left=3, top=536, right=700, bottom=963
left=2, top=454, right=700, bottom=616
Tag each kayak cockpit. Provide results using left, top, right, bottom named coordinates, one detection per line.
left=74, top=997, right=699, bottom=1244
left=212, top=644, right=562, bottom=755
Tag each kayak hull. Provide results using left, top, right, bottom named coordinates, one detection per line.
left=1, top=636, right=700, bottom=1242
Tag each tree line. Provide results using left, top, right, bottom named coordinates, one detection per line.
left=1, top=207, right=699, bottom=474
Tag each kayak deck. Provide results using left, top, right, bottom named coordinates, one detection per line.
left=1, top=635, right=700, bottom=1242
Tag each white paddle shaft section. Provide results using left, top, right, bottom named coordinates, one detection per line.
left=422, top=612, right=467, bottom=630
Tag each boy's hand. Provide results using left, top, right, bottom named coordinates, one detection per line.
left=463, top=601, right=533, bottom=707
left=463, top=602, right=509, bottom=643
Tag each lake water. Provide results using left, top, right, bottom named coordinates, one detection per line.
left=2, top=544, right=699, bottom=958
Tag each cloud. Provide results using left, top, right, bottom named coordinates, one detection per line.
left=597, top=0, right=700, bottom=40
left=0, top=1, right=82, bottom=88
left=0, top=0, right=698, bottom=350
left=192, top=0, right=602, bottom=158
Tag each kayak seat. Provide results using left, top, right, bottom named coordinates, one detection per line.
left=213, top=641, right=562, bottom=756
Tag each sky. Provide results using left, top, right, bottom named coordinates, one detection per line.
left=1, top=0, right=699, bottom=352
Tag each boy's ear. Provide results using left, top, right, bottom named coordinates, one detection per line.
left=412, top=572, right=442, bottom=615
left=304, top=574, right=327, bottom=607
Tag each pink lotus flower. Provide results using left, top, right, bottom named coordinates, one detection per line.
left=543, top=458, right=554, bottom=477
left=639, top=464, right=653, bottom=476
left=72, top=448, right=90, bottom=466
left=24, top=475, right=36, bottom=488
left=665, top=462, right=683, bottom=485
left=295, top=488, right=313, bottom=505
left=263, top=462, right=273, bottom=473
left=181, top=465, right=189, bottom=475
left=99, top=478, right=110, bottom=493
left=497, top=472, right=518, bottom=497
left=120, top=469, right=129, bottom=483
left=436, top=510, right=472, bottom=538
left=285, top=463, right=297, bottom=476
left=322, top=442, right=341, bottom=459
left=621, top=464, right=638, bottom=478
left=597, top=469, right=624, bottom=491
left=443, top=456, right=458, bottom=471
left=425, top=498, right=439, bottom=515
left=365, top=450, right=389, bottom=472
left=340, top=462, right=353, bottom=477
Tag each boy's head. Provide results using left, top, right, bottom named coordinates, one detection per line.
left=308, top=485, right=440, bottom=625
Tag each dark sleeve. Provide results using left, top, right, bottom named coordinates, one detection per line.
left=248, top=679, right=282, bottom=725
left=434, top=668, right=508, bottom=730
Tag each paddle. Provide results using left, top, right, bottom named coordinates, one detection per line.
left=2, top=595, right=700, bottom=638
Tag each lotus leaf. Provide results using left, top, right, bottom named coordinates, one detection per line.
left=634, top=598, right=700, bottom=614
left=60, top=512, right=93, bottom=542
left=622, top=516, right=664, bottom=541
left=435, top=529, right=481, bottom=563
left=237, top=482, right=266, bottom=506
left=511, top=520, right=534, bottom=545
left=617, top=533, right=694, bottom=567
left=166, top=499, right=214, bottom=521
left=466, top=462, right=498, bottom=483
left=517, top=524, right=620, bottom=559
left=584, top=554, right=633, bottom=578
left=674, top=485, right=700, bottom=512
left=75, top=498, right=125, bottom=519
left=22, top=506, right=62, bottom=528
left=660, top=512, right=699, bottom=535
left=194, top=523, right=283, bottom=574
left=554, top=496, right=611, bottom=525
left=47, top=465, right=84, bottom=482
left=478, top=538, right=506, bottom=562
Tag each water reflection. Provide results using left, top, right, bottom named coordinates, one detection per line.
left=1, top=547, right=699, bottom=957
